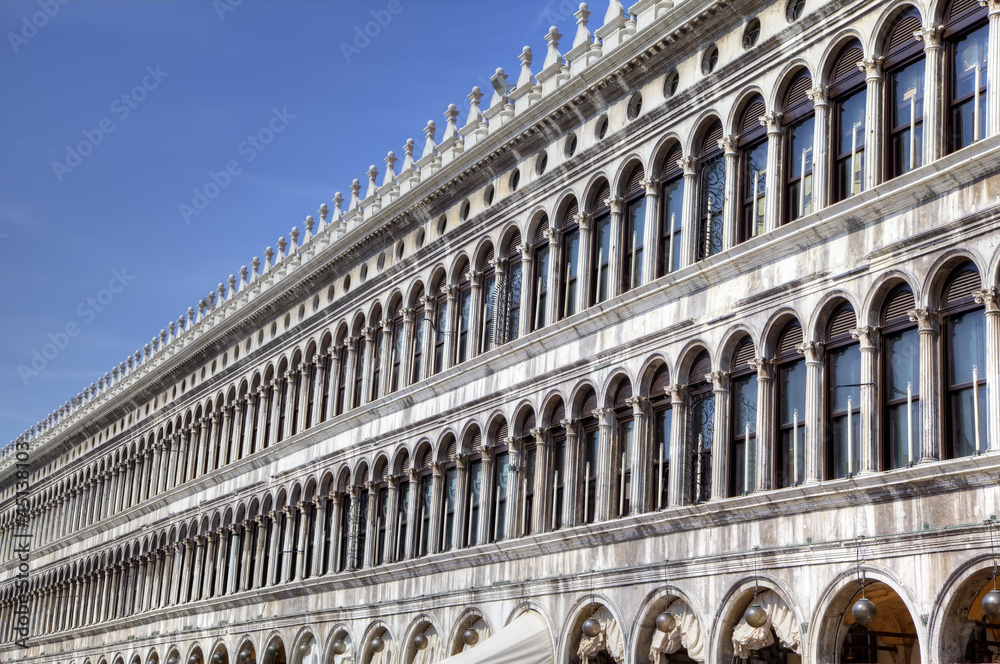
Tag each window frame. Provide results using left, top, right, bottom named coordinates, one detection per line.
left=829, top=42, right=868, bottom=203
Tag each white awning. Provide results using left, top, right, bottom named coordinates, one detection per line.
left=435, top=611, right=553, bottom=664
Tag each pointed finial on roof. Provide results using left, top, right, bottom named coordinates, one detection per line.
left=574, top=3, right=592, bottom=49
left=604, top=0, right=625, bottom=25
left=443, top=104, right=461, bottom=142
left=348, top=179, right=362, bottom=212
left=318, top=203, right=328, bottom=231
left=544, top=26, right=564, bottom=69
left=468, top=87, right=485, bottom=124
left=401, top=139, right=416, bottom=172
left=332, top=192, right=344, bottom=225
left=422, top=121, right=437, bottom=159
left=305, top=215, right=314, bottom=241
left=517, top=46, right=535, bottom=88
left=383, top=152, right=397, bottom=186
left=366, top=165, right=379, bottom=199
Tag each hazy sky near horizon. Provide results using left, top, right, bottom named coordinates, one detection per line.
left=0, top=0, right=586, bottom=445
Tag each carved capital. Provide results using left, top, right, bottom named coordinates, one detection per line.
left=975, top=287, right=1000, bottom=313
left=759, top=112, right=783, bottom=134
left=592, top=407, right=614, bottom=426
left=643, top=178, right=658, bottom=196
left=850, top=326, right=879, bottom=349
left=796, top=341, right=825, bottom=363
left=858, top=57, right=884, bottom=80
left=625, top=395, right=649, bottom=415
left=667, top=384, right=688, bottom=403
left=907, top=308, right=940, bottom=333
left=914, top=24, right=944, bottom=49
left=749, top=357, right=775, bottom=379
left=806, top=85, right=829, bottom=106
left=530, top=426, right=547, bottom=444
left=718, top=135, right=738, bottom=155
left=677, top=155, right=696, bottom=175
left=705, top=371, right=729, bottom=392
left=608, top=197, right=624, bottom=215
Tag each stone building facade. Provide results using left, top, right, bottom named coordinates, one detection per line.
left=2, top=0, right=1000, bottom=662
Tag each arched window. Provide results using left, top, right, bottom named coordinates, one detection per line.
left=410, top=286, right=425, bottom=385
left=559, top=200, right=581, bottom=319
left=353, top=328, right=367, bottom=410
left=578, top=389, right=600, bottom=524
left=320, top=350, right=332, bottom=425
left=479, top=247, right=496, bottom=354
left=336, top=487, right=351, bottom=572
left=369, top=320, right=382, bottom=402
left=394, top=457, right=410, bottom=562
left=389, top=301, right=404, bottom=392
left=321, top=492, right=334, bottom=574
left=737, top=96, right=768, bottom=243
left=432, top=279, right=448, bottom=375
left=697, top=122, right=725, bottom=260
left=276, top=374, right=288, bottom=442
left=782, top=71, right=815, bottom=223
left=463, top=431, right=484, bottom=547
left=830, top=40, right=867, bottom=202
left=351, top=481, right=368, bottom=570
left=884, top=9, right=925, bottom=179
left=590, top=182, right=613, bottom=305
left=548, top=402, right=567, bottom=528
left=290, top=365, right=302, bottom=437
left=729, top=338, right=757, bottom=496
left=488, top=425, right=510, bottom=543
left=303, top=497, right=317, bottom=578
left=531, top=219, right=550, bottom=332
left=335, top=338, right=349, bottom=416
left=455, top=260, right=472, bottom=364
left=612, top=380, right=634, bottom=516
left=620, top=165, right=646, bottom=291
left=946, top=0, right=988, bottom=152
left=502, top=232, right=523, bottom=344
left=657, top=144, right=685, bottom=276
left=825, top=303, right=861, bottom=478
left=373, top=466, right=388, bottom=566
left=774, top=321, right=805, bottom=488
left=942, top=263, right=986, bottom=457
left=439, top=438, right=458, bottom=552
left=880, top=284, right=919, bottom=469
left=650, top=365, right=672, bottom=509
left=687, top=352, right=714, bottom=503
left=414, top=448, right=433, bottom=557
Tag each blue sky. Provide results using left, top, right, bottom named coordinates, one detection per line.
left=0, top=0, right=585, bottom=445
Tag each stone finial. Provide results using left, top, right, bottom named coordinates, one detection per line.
left=264, top=246, right=274, bottom=270
left=318, top=203, right=328, bottom=231
left=401, top=139, right=416, bottom=172
left=143, top=345, right=150, bottom=361
left=277, top=236, right=288, bottom=261
left=187, top=307, right=196, bottom=327
left=573, top=3, right=593, bottom=49
left=422, top=121, right=438, bottom=159
left=168, top=320, right=176, bottom=341
left=196, top=300, right=206, bottom=322
left=348, top=179, right=362, bottom=212
left=383, top=152, right=397, bottom=186
left=443, top=104, right=461, bottom=141
left=289, top=227, right=299, bottom=255
left=239, top=265, right=248, bottom=289
left=544, top=26, right=563, bottom=70
left=227, top=274, right=237, bottom=296
left=304, top=216, right=314, bottom=242
left=468, top=87, right=485, bottom=124
left=250, top=256, right=260, bottom=281
left=365, top=165, right=379, bottom=199
left=516, top=46, right=535, bottom=89
left=603, top=0, right=626, bottom=25
left=159, top=329, right=167, bottom=346
left=126, top=356, right=133, bottom=371
left=217, top=282, right=227, bottom=303
left=208, top=290, right=217, bottom=308
left=332, top=192, right=344, bottom=225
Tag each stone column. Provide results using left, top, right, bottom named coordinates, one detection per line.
left=492, top=257, right=508, bottom=347
left=679, top=157, right=699, bottom=267
left=168, top=543, right=184, bottom=606
left=641, top=180, right=660, bottom=286
left=186, top=422, right=201, bottom=481
left=985, top=0, right=1000, bottom=136
left=975, top=288, right=1000, bottom=451
left=309, top=355, right=324, bottom=428
left=454, top=454, right=471, bottom=547
left=401, top=309, right=416, bottom=384
left=215, top=529, right=230, bottom=596
left=176, top=428, right=191, bottom=485
left=443, top=287, right=458, bottom=371
left=761, top=113, right=783, bottom=232
left=477, top=449, right=495, bottom=545
left=520, top=242, right=535, bottom=337
left=312, top=498, right=328, bottom=575
left=593, top=408, right=615, bottom=521
left=626, top=396, right=652, bottom=513
left=720, top=135, right=739, bottom=250
left=420, top=295, right=436, bottom=378
left=545, top=228, right=561, bottom=324
left=326, top=348, right=342, bottom=419
left=665, top=386, right=687, bottom=507
left=607, top=199, right=623, bottom=297
left=707, top=372, right=730, bottom=500
left=281, top=371, right=297, bottom=439
left=469, top=272, right=484, bottom=358
left=797, top=342, right=826, bottom=482
left=916, top=25, right=945, bottom=163
left=507, top=438, right=524, bottom=538
left=232, top=402, right=245, bottom=461
left=750, top=358, right=775, bottom=490
left=577, top=213, right=594, bottom=308
left=530, top=427, right=550, bottom=532
left=239, top=520, right=254, bottom=590
left=907, top=309, right=941, bottom=461
left=279, top=507, right=295, bottom=581
left=379, top=319, right=394, bottom=396
left=383, top=479, right=399, bottom=564
left=851, top=327, right=879, bottom=474
left=250, top=389, right=265, bottom=454
left=266, top=511, right=281, bottom=586
left=807, top=86, right=830, bottom=210
left=294, top=363, right=309, bottom=434
left=186, top=537, right=203, bottom=601
left=860, top=58, right=885, bottom=190
left=364, top=484, right=379, bottom=568
left=359, top=330, right=374, bottom=405
left=428, top=463, right=444, bottom=554
left=251, top=516, right=267, bottom=588
left=294, top=502, right=309, bottom=580
left=219, top=407, right=234, bottom=465
left=329, top=496, right=344, bottom=572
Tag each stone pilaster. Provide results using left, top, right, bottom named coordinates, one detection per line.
left=859, top=58, right=884, bottom=190
left=797, top=342, right=825, bottom=482
left=750, top=358, right=775, bottom=490
left=852, top=326, right=879, bottom=474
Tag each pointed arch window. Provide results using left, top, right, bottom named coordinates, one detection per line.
left=738, top=97, right=768, bottom=243
left=885, top=9, right=926, bottom=178
left=775, top=322, right=805, bottom=488
left=825, top=304, right=861, bottom=478
left=942, top=263, right=986, bottom=458
left=531, top=219, right=550, bottom=332
left=783, top=71, right=815, bottom=223
left=455, top=260, right=472, bottom=364
left=697, top=122, right=725, bottom=260
left=479, top=248, right=496, bottom=354
left=559, top=200, right=581, bottom=319
left=946, top=0, right=988, bottom=151
left=650, top=365, right=672, bottom=509
left=881, top=285, right=920, bottom=469
left=729, top=338, right=757, bottom=496
left=433, top=280, right=448, bottom=375
left=410, top=287, right=425, bottom=385
left=621, top=166, right=646, bottom=292
left=590, top=183, right=613, bottom=305
left=687, top=351, right=714, bottom=503
left=831, top=41, right=867, bottom=202
left=489, top=428, right=510, bottom=543
left=657, top=144, right=685, bottom=276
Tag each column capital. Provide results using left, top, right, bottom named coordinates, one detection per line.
left=907, top=308, right=940, bottom=333
left=667, top=384, right=688, bottom=404
left=796, top=341, right=825, bottom=363
left=975, top=287, right=1000, bottom=313
left=749, top=357, right=775, bottom=379
left=914, top=24, right=944, bottom=49
left=592, top=407, right=614, bottom=426
left=760, top=112, right=783, bottom=134
left=545, top=227, right=561, bottom=244
left=625, top=395, right=649, bottom=415
left=407, top=468, right=421, bottom=483
left=608, top=196, right=624, bottom=215
left=642, top=178, right=658, bottom=196
left=718, top=135, right=738, bottom=155
left=518, top=242, right=533, bottom=257
left=858, top=57, right=884, bottom=81
left=530, top=427, right=548, bottom=445
left=471, top=270, right=483, bottom=287
left=577, top=212, right=594, bottom=230
left=806, top=85, right=829, bottom=106
left=559, top=417, right=577, bottom=431
left=677, top=155, right=697, bottom=175
left=705, top=371, right=729, bottom=392
left=346, top=336, right=357, bottom=351
left=850, top=326, right=880, bottom=349
left=980, top=0, right=1000, bottom=17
